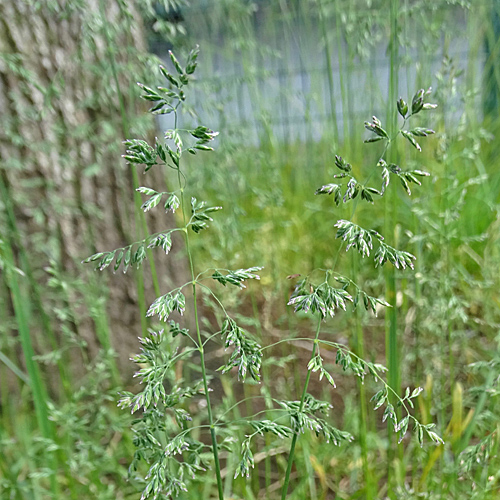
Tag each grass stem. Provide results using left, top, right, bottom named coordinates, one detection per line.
left=280, top=316, right=322, bottom=500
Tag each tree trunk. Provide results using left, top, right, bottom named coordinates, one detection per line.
left=0, top=0, right=188, bottom=389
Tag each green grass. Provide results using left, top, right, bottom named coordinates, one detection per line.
left=179, top=126, right=500, bottom=498
left=2, top=0, right=500, bottom=498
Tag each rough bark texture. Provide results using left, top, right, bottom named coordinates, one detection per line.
left=0, top=0, right=188, bottom=384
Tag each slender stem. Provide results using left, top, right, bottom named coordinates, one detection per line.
left=0, top=173, right=73, bottom=393
left=188, top=238, right=224, bottom=500
left=192, top=275, right=223, bottom=500
left=351, top=251, right=374, bottom=497
left=334, top=2, right=349, bottom=150
left=214, top=396, right=269, bottom=425
left=176, top=128, right=224, bottom=499
left=1, top=235, right=59, bottom=496
left=318, top=0, right=339, bottom=143
left=261, top=337, right=321, bottom=351
left=281, top=316, right=322, bottom=500
left=386, top=1, right=401, bottom=495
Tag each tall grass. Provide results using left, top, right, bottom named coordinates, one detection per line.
left=1, top=0, right=500, bottom=498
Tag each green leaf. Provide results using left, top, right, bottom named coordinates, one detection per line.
left=411, top=169, right=431, bottom=177
left=148, top=233, right=172, bottom=255
left=82, top=252, right=106, bottom=264
left=322, top=369, right=336, bottom=388
left=334, top=220, right=382, bottom=258
left=411, top=387, right=423, bottom=398
left=360, top=187, right=375, bottom=203
left=114, top=249, right=124, bottom=272
left=343, top=178, right=359, bottom=202
left=382, top=403, right=395, bottom=424
left=132, top=245, right=146, bottom=267
left=381, top=166, right=390, bottom=194
left=168, top=320, right=189, bottom=338
left=249, top=420, right=293, bottom=439
left=397, top=416, right=410, bottom=443
left=417, top=424, right=424, bottom=447
left=426, top=431, right=444, bottom=445
left=156, top=143, right=167, bottom=162
left=234, top=439, right=254, bottom=479
left=334, top=155, right=352, bottom=172
left=122, top=139, right=157, bottom=169
left=399, top=174, right=411, bottom=195
left=185, top=45, right=199, bottom=75
left=122, top=247, right=132, bottom=273
left=371, top=389, right=387, bottom=410
left=97, top=251, right=115, bottom=271
left=307, top=355, right=322, bottom=373
left=190, top=198, right=222, bottom=233
left=374, top=242, right=416, bottom=270
left=193, top=144, right=214, bottom=151
left=190, top=126, right=219, bottom=142
left=315, top=183, right=341, bottom=205
left=364, top=136, right=384, bottom=143
left=212, top=267, right=263, bottom=289
left=165, top=144, right=180, bottom=167
left=211, top=270, right=226, bottom=286
left=147, top=291, right=186, bottom=321
left=219, top=318, right=262, bottom=382
left=171, top=130, right=183, bottom=150
left=364, top=116, right=389, bottom=138
left=137, top=83, right=162, bottom=102
left=288, top=280, right=352, bottom=318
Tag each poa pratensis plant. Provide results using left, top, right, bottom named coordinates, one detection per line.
left=83, top=46, right=265, bottom=499
left=278, top=89, right=445, bottom=498
left=84, top=46, right=443, bottom=499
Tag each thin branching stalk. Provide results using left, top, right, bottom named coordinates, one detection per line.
left=281, top=317, right=322, bottom=499
left=386, top=1, right=402, bottom=494
left=317, top=0, right=340, bottom=144
left=280, top=74, right=441, bottom=495
left=180, top=182, right=225, bottom=500
left=85, top=46, right=267, bottom=499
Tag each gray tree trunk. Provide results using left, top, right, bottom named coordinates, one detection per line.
left=0, top=0, right=188, bottom=385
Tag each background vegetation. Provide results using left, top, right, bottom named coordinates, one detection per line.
left=1, top=0, right=499, bottom=499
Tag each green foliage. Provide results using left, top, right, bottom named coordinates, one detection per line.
left=288, top=278, right=353, bottom=318
left=279, top=87, right=442, bottom=498
left=211, top=266, right=263, bottom=288
left=82, top=41, right=445, bottom=498
left=4, top=2, right=500, bottom=499
left=218, top=317, right=262, bottom=381
left=83, top=47, right=267, bottom=500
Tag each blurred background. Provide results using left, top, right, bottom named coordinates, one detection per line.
left=1, top=0, right=499, bottom=498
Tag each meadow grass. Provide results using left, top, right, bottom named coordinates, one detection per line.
left=181, top=124, right=500, bottom=498
left=2, top=102, right=499, bottom=500
left=1, top=0, right=500, bottom=498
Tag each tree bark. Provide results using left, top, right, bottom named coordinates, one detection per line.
left=0, top=0, right=188, bottom=387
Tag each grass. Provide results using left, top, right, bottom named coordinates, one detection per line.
left=1, top=0, right=500, bottom=498
left=180, top=125, right=500, bottom=499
